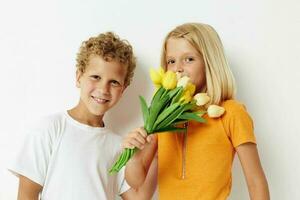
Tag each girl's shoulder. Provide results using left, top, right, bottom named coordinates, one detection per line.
left=221, top=99, right=245, bottom=108
left=220, top=99, right=250, bottom=117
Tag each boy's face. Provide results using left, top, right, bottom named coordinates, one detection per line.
left=76, top=55, right=127, bottom=117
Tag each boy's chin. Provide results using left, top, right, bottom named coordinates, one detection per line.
left=88, top=109, right=106, bottom=117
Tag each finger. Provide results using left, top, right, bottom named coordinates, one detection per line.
left=131, top=132, right=146, bottom=144
left=129, top=139, right=145, bottom=150
left=146, top=135, right=152, bottom=143
left=135, top=127, right=148, bottom=138
left=122, top=140, right=134, bottom=149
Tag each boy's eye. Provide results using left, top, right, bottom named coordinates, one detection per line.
left=90, top=75, right=100, bottom=80
left=111, top=80, right=121, bottom=87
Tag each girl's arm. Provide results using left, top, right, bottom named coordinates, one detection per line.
left=17, top=175, right=42, bottom=200
left=121, top=156, right=157, bottom=200
left=123, top=127, right=158, bottom=189
left=236, top=142, right=270, bottom=200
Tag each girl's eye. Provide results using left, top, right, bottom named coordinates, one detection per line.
left=91, top=75, right=100, bottom=80
left=167, top=59, right=175, bottom=65
left=184, top=57, right=194, bottom=63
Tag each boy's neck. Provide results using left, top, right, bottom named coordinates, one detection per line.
left=68, top=105, right=104, bottom=128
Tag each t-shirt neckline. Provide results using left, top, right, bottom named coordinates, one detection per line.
left=64, top=111, right=107, bottom=133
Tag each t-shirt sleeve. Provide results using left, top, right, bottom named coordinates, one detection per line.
left=116, top=162, right=131, bottom=195
left=109, top=133, right=131, bottom=195
left=222, top=102, right=257, bottom=148
left=8, top=119, right=54, bottom=186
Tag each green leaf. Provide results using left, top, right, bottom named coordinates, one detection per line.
left=171, top=87, right=184, bottom=104
left=160, top=88, right=169, bottom=99
left=150, top=87, right=165, bottom=106
left=193, top=110, right=206, bottom=117
left=182, top=103, right=194, bottom=112
left=147, top=94, right=171, bottom=133
left=139, top=96, right=149, bottom=125
left=109, top=148, right=138, bottom=174
left=155, top=105, right=186, bottom=130
left=168, top=86, right=182, bottom=99
left=153, top=102, right=180, bottom=130
left=172, top=119, right=188, bottom=125
left=155, top=124, right=186, bottom=133
left=178, top=112, right=207, bottom=123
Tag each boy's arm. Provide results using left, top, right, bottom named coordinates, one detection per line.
left=121, top=156, right=157, bottom=200
left=236, top=143, right=270, bottom=200
left=18, top=175, right=42, bottom=200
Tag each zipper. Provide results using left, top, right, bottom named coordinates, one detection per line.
left=181, top=122, right=188, bottom=179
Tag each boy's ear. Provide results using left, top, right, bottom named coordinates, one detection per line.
left=121, top=85, right=128, bottom=93
left=76, top=69, right=83, bottom=88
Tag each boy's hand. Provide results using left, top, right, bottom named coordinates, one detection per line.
left=122, top=127, right=151, bottom=150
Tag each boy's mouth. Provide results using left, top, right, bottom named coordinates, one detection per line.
left=91, top=96, right=110, bottom=104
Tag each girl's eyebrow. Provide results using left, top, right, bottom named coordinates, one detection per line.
left=182, top=51, right=199, bottom=56
left=166, top=52, right=199, bottom=58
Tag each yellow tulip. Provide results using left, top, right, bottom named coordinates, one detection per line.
left=207, top=105, right=225, bottom=118
left=150, top=68, right=163, bottom=85
left=185, top=83, right=196, bottom=96
left=180, top=90, right=193, bottom=104
left=193, top=93, right=210, bottom=106
left=177, top=76, right=190, bottom=88
left=158, top=67, right=165, bottom=77
left=162, top=71, right=177, bottom=90
left=177, top=76, right=196, bottom=97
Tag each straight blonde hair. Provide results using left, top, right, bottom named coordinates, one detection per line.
left=161, top=23, right=236, bottom=105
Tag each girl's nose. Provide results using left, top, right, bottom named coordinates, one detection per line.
left=175, top=63, right=184, bottom=73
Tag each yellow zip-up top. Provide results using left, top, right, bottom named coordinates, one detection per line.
left=158, top=100, right=256, bottom=200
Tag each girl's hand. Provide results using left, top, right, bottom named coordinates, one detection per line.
left=122, top=127, right=151, bottom=150
left=123, top=128, right=158, bottom=190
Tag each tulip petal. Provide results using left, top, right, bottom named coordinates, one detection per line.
left=207, top=105, right=225, bottom=118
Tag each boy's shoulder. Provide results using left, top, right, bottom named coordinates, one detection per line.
left=30, top=112, right=64, bottom=129
left=26, top=111, right=66, bottom=139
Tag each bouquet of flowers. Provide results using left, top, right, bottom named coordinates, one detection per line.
left=109, top=67, right=224, bottom=173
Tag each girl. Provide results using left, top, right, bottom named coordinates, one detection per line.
left=124, top=23, right=270, bottom=200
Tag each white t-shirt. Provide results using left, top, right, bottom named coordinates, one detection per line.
left=9, top=111, right=130, bottom=200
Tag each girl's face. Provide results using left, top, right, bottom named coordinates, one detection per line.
left=165, top=37, right=206, bottom=92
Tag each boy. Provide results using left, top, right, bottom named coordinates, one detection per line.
left=9, top=32, right=155, bottom=200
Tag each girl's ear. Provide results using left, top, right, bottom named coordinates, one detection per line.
left=76, top=69, right=83, bottom=88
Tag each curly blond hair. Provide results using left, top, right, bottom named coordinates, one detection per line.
left=76, top=32, right=136, bottom=86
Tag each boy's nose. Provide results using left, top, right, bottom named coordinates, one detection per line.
left=97, top=82, right=110, bottom=95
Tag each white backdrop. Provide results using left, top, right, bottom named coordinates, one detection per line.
left=0, top=0, right=299, bottom=199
